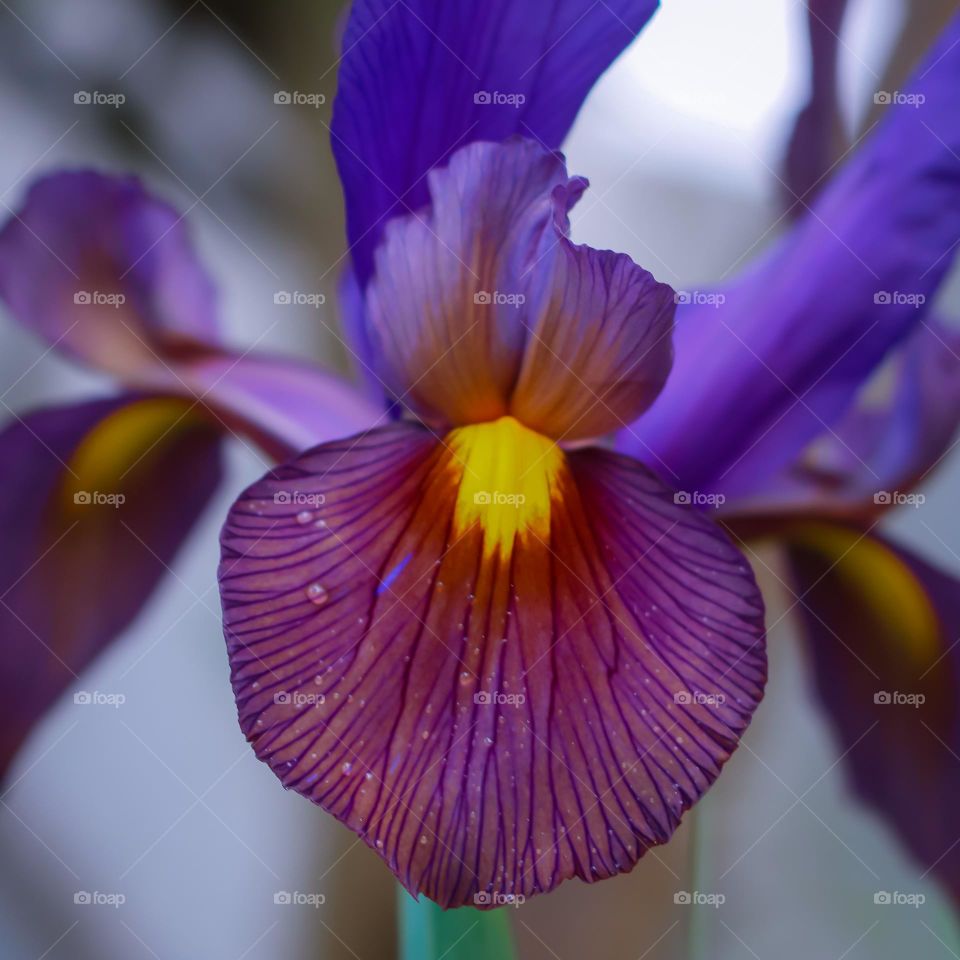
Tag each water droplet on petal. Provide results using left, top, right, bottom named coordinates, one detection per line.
left=306, top=583, right=328, bottom=605
left=296, top=510, right=313, bottom=525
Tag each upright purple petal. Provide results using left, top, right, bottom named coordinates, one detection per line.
left=509, top=238, right=675, bottom=440
left=331, top=0, right=661, bottom=292
left=366, top=139, right=575, bottom=426
left=624, top=13, right=960, bottom=496
left=0, top=396, right=222, bottom=777
left=0, top=171, right=218, bottom=381
left=782, top=0, right=849, bottom=214
left=367, top=138, right=674, bottom=437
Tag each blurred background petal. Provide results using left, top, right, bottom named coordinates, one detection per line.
left=0, top=394, right=222, bottom=776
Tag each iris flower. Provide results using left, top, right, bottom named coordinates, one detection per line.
left=2, top=0, right=960, bottom=916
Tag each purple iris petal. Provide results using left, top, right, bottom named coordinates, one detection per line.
left=624, top=13, right=960, bottom=497
left=0, top=169, right=382, bottom=459
left=722, top=319, right=960, bottom=519
left=783, top=0, right=849, bottom=214
left=0, top=395, right=221, bottom=777
left=0, top=170, right=218, bottom=380
left=509, top=226, right=675, bottom=440
left=367, top=139, right=576, bottom=426
left=331, top=0, right=661, bottom=366
left=219, top=424, right=765, bottom=906
left=169, top=350, right=386, bottom=461
left=788, top=528, right=960, bottom=906
left=367, top=137, right=675, bottom=437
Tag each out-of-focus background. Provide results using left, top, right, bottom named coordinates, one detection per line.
left=1, top=0, right=958, bottom=957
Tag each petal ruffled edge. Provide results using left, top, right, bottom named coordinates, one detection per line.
left=367, top=138, right=675, bottom=439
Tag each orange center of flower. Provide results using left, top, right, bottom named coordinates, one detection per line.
left=445, top=415, right=564, bottom=558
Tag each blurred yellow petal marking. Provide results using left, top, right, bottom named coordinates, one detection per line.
left=792, top=522, right=940, bottom=667
left=62, top=397, right=200, bottom=516
left=446, top=415, right=563, bottom=558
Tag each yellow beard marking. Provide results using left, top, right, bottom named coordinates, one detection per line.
left=791, top=522, right=941, bottom=667
left=62, top=397, right=201, bottom=515
left=446, top=415, right=564, bottom=558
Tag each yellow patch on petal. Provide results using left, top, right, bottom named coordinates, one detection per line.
left=446, top=415, right=563, bottom=558
left=62, top=397, right=201, bottom=516
left=791, top=522, right=940, bottom=668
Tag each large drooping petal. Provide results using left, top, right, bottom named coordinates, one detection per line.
left=786, top=524, right=960, bottom=905
left=0, top=170, right=218, bottom=380
left=367, top=138, right=675, bottom=437
left=219, top=418, right=765, bottom=907
left=623, top=13, right=960, bottom=496
left=332, top=0, right=661, bottom=293
left=0, top=395, right=222, bottom=777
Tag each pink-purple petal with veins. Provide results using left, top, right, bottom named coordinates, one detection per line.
left=218, top=424, right=765, bottom=907
left=367, top=139, right=675, bottom=438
